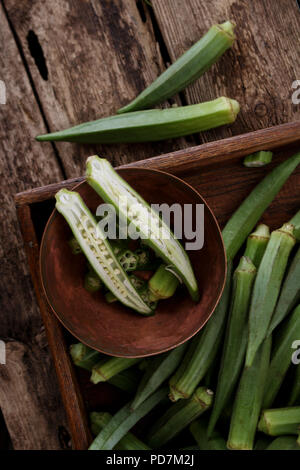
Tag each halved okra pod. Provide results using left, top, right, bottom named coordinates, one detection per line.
left=118, top=21, right=236, bottom=113
left=147, top=387, right=213, bottom=448
left=258, top=407, right=300, bottom=436
left=86, top=156, right=199, bottom=301
left=227, top=337, right=272, bottom=450
left=55, top=189, right=153, bottom=315
left=208, top=256, right=256, bottom=435
left=263, top=305, right=300, bottom=409
left=243, top=151, right=273, bottom=168
left=268, top=246, right=300, bottom=334
left=266, top=436, right=300, bottom=450
left=190, top=419, right=227, bottom=450
left=246, top=222, right=296, bottom=367
left=244, top=224, right=270, bottom=267
left=89, top=386, right=167, bottom=450
left=90, top=412, right=150, bottom=450
left=91, top=357, right=141, bottom=384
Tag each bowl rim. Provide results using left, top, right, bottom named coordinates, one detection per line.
left=39, top=165, right=227, bottom=357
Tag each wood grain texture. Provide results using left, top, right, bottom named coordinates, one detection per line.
left=3, top=0, right=188, bottom=177
left=0, top=4, right=67, bottom=449
left=152, top=0, right=300, bottom=141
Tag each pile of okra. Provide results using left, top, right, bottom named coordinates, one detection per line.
left=69, top=151, right=300, bottom=451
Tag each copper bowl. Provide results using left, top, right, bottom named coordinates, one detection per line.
left=40, top=168, right=226, bottom=357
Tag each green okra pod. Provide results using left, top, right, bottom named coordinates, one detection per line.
left=70, top=343, right=102, bottom=371
left=86, top=156, right=199, bottom=301
left=169, top=261, right=233, bottom=402
left=131, top=342, right=187, bottom=410
left=246, top=223, right=296, bottom=367
left=266, top=436, right=300, bottom=450
left=190, top=419, right=227, bottom=450
left=269, top=247, right=300, bottom=334
left=117, top=249, right=138, bottom=272
left=244, top=224, right=270, bottom=267
left=55, top=189, right=152, bottom=315
left=258, top=407, right=300, bottom=436
left=290, top=209, right=300, bottom=242
left=118, top=21, right=236, bottom=113
left=208, top=256, right=256, bottom=435
left=89, top=386, right=167, bottom=450
left=147, top=387, right=213, bottom=448
left=90, top=412, right=150, bottom=450
left=37, top=97, right=240, bottom=144
left=222, top=152, right=300, bottom=260
left=263, top=305, right=300, bottom=409
left=227, top=337, right=272, bottom=450
left=288, top=363, right=300, bottom=406
left=91, top=357, right=141, bottom=384
left=148, top=264, right=180, bottom=301
left=243, top=151, right=273, bottom=168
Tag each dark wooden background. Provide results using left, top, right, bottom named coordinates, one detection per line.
left=0, top=0, right=299, bottom=449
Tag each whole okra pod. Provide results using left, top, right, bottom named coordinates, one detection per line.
left=246, top=222, right=296, bottom=367
left=266, top=436, right=300, bottom=450
left=244, top=224, right=270, bottom=267
left=288, top=362, right=300, bottom=406
left=263, top=305, right=300, bottom=409
left=258, top=407, right=300, bottom=436
left=90, top=412, right=150, bottom=450
left=147, top=387, right=213, bottom=448
left=91, top=357, right=141, bottom=384
left=190, top=419, right=227, bottom=450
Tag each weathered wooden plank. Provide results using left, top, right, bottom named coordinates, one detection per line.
left=3, top=0, right=188, bottom=177
left=152, top=0, right=300, bottom=142
left=0, top=4, right=67, bottom=448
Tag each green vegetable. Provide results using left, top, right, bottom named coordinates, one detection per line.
left=90, top=412, right=150, bottom=450
left=266, top=436, right=300, bottom=450
left=227, top=337, right=272, bottom=450
left=258, top=407, right=300, bottom=436
left=108, top=369, right=141, bottom=394
left=208, top=256, right=256, bottom=435
left=131, top=343, right=187, bottom=410
left=290, top=209, right=300, bottom=242
left=246, top=223, right=296, bottom=367
left=104, top=291, right=117, bottom=303
left=68, top=236, right=82, bottom=254
left=118, top=21, right=236, bottom=113
left=55, top=189, right=152, bottom=315
left=84, top=269, right=102, bottom=292
left=190, top=420, right=227, bottom=450
left=254, top=437, right=272, bottom=450
left=288, top=364, right=300, bottom=406
left=147, top=387, right=213, bottom=448
left=263, top=305, right=300, bottom=409
left=105, top=275, right=146, bottom=304
left=91, top=357, right=141, bottom=384
left=86, top=156, right=199, bottom=301
left=222, top=151, right=300, bottom=260
left=244, top=224, right=270, bottom=267
left=118, top=249, right=138, bottom=272
left=148, top=264, right=180, bottom=301
left=36, top=97, right=240, bottom=144
left=169, top=261, right=233, bottom=402
left=88, top=386, right=167, bottom=450
left=70, top=343, right=102, bottom=370
left=268, top=247, right=300, bottom=334
left=243, top=151, right=273, bottom=168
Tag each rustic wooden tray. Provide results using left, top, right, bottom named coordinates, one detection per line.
left=15, top=121, right=300, bottom=450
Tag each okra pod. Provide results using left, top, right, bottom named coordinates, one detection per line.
left=118, top=21, right=236, bottom=113
left=37, top=98, right=239, bottom=144
left=169, top=261, right=233, bottom=402
left=266, top=436, right=300, bottom=450
left=290, top=209, right=300, bottom=242
left=190, top=420, right=227, bottom=450
left=147, top=387, right=213, bottom=448
left=208, top=256, right=256, bottom=435
left=268, top=247, right=300, bottom=334
left=254, top=437, right=272, bottom=450
left=148, top=264, right=180, bottom=301
left=90, top=412, right=150, bottom=450
left=288, top=363, right=300, bottom=406
left=227, top=337, right=272, bottom=450
left=131, top=342, right=187, bottom=410
left=91, top=357, right=141, bottom=384
left=244, top=224, right=270, bottom=267
left=222, top=151, right=300, bottom=260
left=104, top=291, right=117, bottom=303
left=108, top=369, right=141, bottom=395
left=263, top=305, right=300, bottom=409
left=68, top=236, right=82, bottom=254
left=55, top=189, right=152, bottom=315
left=258, top=407, right=300, bottom=436
left=84, top=269, right=102, bottom=292
left=70, top=343, right=102, bottom=370
left=243, top=151, right=273, bottom=168
left=86, top=157, right=199, bottom=301
left=117, top=249, right=138, bottom=272
left=89, top=386, right=167, bottom=450
left=246, top=223, right=296, bottom=367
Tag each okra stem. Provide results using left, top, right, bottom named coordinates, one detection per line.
left=243, top=151, right=273, bottom=168
left=227, top=337, right=272, bottom=450
left=258, top=407, right=300, bottom=436
left=118, top=21, right=236, bottom=113
left=190, top=419, right=227, bottom=450
left=147, top=387, right=213, bottom=448
left=90, top=412, right=150, bottom=450
left=70, top=343, right=102, bottom=370
left=246, top=223, right=296, bottom=367
left=91, top=357, right=141, bottom=384
left=244, top=224, right=270, bottom=267
left=263, top=305, right=300, bottom=409
left=208, top=256, right=256, bottom=436
left=148, top=264, right=179, bottom=301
